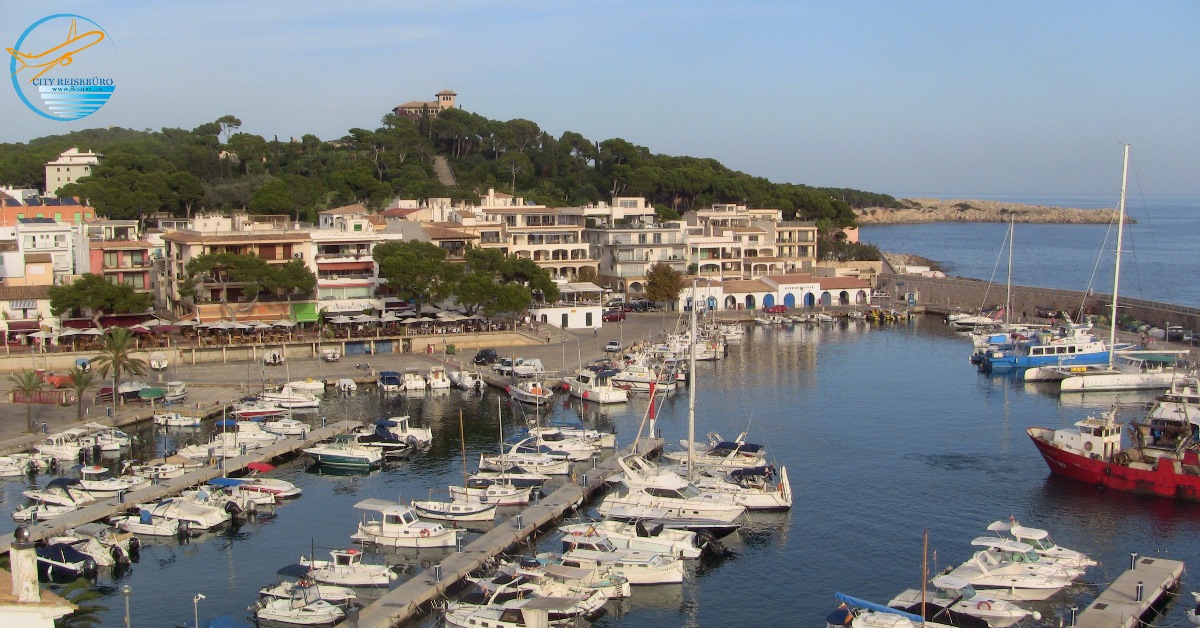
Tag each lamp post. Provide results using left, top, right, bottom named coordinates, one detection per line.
left=193, top=593, right=205, bottom=628
left=121, top=584, right=131, bottom=627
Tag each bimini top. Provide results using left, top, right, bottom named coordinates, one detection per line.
left=969, top=536, right=1035, bottom=553
left=710, top=441, right=764, bottom=456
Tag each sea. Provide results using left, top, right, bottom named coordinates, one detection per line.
left=6, top=318, right=1200, bottom=627
left=859, top=194, right=1200, bottom=308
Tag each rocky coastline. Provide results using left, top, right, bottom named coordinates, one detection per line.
left=856, top=198, right=1129, bottom=224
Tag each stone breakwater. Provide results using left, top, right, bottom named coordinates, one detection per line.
left=856, top=198, right=1129, bottom=224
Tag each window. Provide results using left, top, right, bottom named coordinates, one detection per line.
left=353, top=223, right=363, bottom=232
left=585, top=312, right=593, bottom=326
left=104, top=252, right=118, bottom=268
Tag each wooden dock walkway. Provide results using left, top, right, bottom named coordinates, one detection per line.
left=0, top=419, right=359, bottom=555
left=1075, top=555, right=1183, bottom=628
left=342, top=437, right=663, bottom=628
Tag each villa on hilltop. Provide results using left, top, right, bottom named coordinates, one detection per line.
left=392, top=90, right=457, bottom=121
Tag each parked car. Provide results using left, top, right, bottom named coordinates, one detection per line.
left=603, top=309, right=626, bottom=322
left=764, top=305, right=788, bottom=314
left=473, top=348, right=498, bottom=365
left=604, top=340, right=622, bottom=352
left=605, top=298, right=625, bottom=308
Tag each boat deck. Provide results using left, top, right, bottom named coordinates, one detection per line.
left=342, top=437, right=663, bottom=628
left=0, top=420, right=359, bottom=554
left=1075, top=555, right=1183, bottom=628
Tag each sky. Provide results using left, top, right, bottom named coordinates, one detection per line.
left=1, top=1, right=1197, bottom=198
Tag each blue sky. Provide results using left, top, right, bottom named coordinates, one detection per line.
left=2, top=1, right=1197, bottom=197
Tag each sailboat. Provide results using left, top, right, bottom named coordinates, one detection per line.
left=1028, top=145, right=1187, bottom=392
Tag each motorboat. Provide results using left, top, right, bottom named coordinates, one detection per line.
left=164, top=380, right=188, bottom=403
left=232, top=401, right=291, bottom=419
left=562, top=370, right=628, bottom=404
left=444, top=588, right=593, bottom=628
left=321, top=348, right=340, bottom=362
left=543, top=547, right=685, bottom=585
left=497, top=555, right=632, bottom=600
left=350, top=499, right=463, bottom=548
left=468, top=467, right=551, bottom=489
left=78, top=423, right=133, bottom=452
left=984, top=519, right=1097, bottom=570
left=943, top=547, right=1076, bottom=601
left=259, top=385, right=321, bottom=409
left=137, top=496, right=231, bottom=531
left=980, top=321, right=1110, bottom=374
left=36, top=543, right=98, bottom=582
left=350, top=423, right=417, bottom=459
left=449, top=369, right=483, bottom=391
left=255, top=593, right=345, bottom=626
left=0, top=455, right=33, bottom=477
left=262, top=417, right=311, bottom=436
left=661, top=431, right=768, bottom=469
left=149, top=351, right=169, bottom=371
left=153, top=411, right=202, bottom=427
left=24, top=477, right=96, bottom=508
left=611, top=358, right=677, bottom=393
left=374, top=415, right=433, bottom=447
left=528, top=423, right=617, bottom=449
left=258, top=580, right=357, bottom=608
left=12, top=501, right=77, bottom=523
left=401, top=367, right=427, bottom=392
left=689, top=465, right=793, bottom=510
left=479, top=450, right=571, bottom=476
left=888, top=574, right=1039, bottom=627
left=334, top=378, right=357, bottom=394
left=507, top=380, right=553, bottom=405
left=377, top=371, right=402, bottom=392
left=426, top=365, right=452, bottom=389
left=111, top=508, right=181, bottom=536
left=829, top=593, right=980, bottom=628
left=512, top=358, right=546, bottom=378
left=303, top=434, right=383, bottom=469
left=36, top=428, right=90, bottom=461
left=464, top=567, right=609, bottom=618
left=126, top=455, right=202, bottom=481
left=240, top=461, right=303, bottom=498
left=263, top=350, right=285, bottom=366
left=597, top=455, right=746, bottom=526
left=288, top=378, right=326, bottom=393
left=45, top=523, right=139, bottom=569
left=448, top=481, right=534, bottom=506
left=300, top=549, right=396, bottom=587
left=411, top=499, right=497, bottom=522
left=968, top=537, right=1086, bottom=579
left=558, top=520, right=706, bottom=559
left=523, top=432, right=598, bottom=462
left=78, top=464, right=145, bottom=496
left=202, top=478, right=279, bottom=512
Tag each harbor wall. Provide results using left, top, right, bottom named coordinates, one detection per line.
left=877, top=273, right=1200, bottom=331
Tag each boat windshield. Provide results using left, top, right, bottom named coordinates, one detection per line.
left=1010, top=548, right=1041, bottom=563
left=941, top=583, right=977, bottom=599
left=1025, top=537, right=1055, bottom=551
left=678, top=484, right=703, bottom=499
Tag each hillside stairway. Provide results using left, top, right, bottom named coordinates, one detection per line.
left=432, top=155, right=457, bottom=186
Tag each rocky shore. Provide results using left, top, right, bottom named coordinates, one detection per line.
left=856, top=198, right=1128, bottom=224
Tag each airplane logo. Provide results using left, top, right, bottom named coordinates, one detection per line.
left=7, top=19, right=105, bottom=82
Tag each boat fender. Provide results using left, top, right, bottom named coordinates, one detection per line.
left=419, top=528, right=430, bottom=538
left=976, top=601, right=992, bottom=611
left=1084, top=441, right=1094, bottom=451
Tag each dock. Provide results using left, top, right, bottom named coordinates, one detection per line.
left=0, top=419, right=359, bottom=555
left=342, top=437, right=662, bottom=628
left=1074, top=555, right=1183, bottom=628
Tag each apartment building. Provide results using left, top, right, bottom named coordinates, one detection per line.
left=564, top=197, right=687, bottom=295
left=45, top=147, right=101, bottom=196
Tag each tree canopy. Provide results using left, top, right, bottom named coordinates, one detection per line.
left=644, top=262, right=684, bottom=305
left=48, top=273, right=153, bottom=328
left=180, top=252, right=315, bottom=320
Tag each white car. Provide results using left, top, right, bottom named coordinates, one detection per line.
left=605, top=340, right=622, bottom=352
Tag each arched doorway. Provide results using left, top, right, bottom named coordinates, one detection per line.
left=820, top=291, right=832, bottom=306
left=783, top=293, right=796, bottom=308
left=725, top=296, right=736, bottom=309
left=855, top=290, right=867, bottom=304
left=839, top=291, right=850, bottom=305
left=707, top=296, right=717, bottom=310
left=745, top=295, right=756, bottom=309
left=804, top=293, right=815, bottom=307
left=762, top=294, right=775, bottom=308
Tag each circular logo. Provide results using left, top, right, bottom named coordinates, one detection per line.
left=7, top=14, right=116, bottom=121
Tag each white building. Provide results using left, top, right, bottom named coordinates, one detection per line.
left=44, top=147, right=101, bottom=196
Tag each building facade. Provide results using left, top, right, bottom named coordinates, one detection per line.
left=44, top=148, right=101, bottom=196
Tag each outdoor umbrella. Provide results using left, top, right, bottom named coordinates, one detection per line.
left=140, top=319, right=162, bottom=328
left=58, top=328, right=82, bottom=337
left=352, top=314, right=379, bottom=323
left=175, top=320, right=199, bottom=327
left=27, top=330, right=57, bottom=339
left=272, top=320, right=296, bottom=328
left=130, top=325, right=152, bottom=334
left=331, top=316, right=353, bottom=324
left=79, top=328, right=103, bottom=336
left=252, top=322, right=274, bottom=330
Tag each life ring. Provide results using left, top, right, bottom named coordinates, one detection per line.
left=582, top=391, right=589, bottom=399
left=976, top=601, right=992, bottom=611
left=420, top=528, right=430, bottom=538
left=1084, top=441, right=1094, bottom=451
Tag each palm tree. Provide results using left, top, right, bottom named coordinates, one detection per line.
left=56, top=577, right=107, bottom=627
left=91, top=328, right=146, bottom=419
left=7, top=369, right=45, bottom=432
left=65, top=365, right=97, bottom=422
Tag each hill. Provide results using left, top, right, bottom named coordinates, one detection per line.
left=856, top=198, right=1126, bottom=224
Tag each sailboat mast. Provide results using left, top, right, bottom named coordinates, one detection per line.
left=1110, top=144, right=1130, bottom=367
left=687, top=280, right=697, bottom=481
left=1006, top=217, right=1013, bottom=326
left=459, top=410, right=468, bottom=486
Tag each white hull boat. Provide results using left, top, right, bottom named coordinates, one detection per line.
left=12, top=502, right=76, bottom=523
left=288, top=379, right=327, bottom=393
left=448, top=483, right=533, bottom=506
left=260, top=386, right=321, bottom=409
left=350, top=498, right=462, bottom=548
left=164, top=381, right=188, bottom=403
left=375, top=416, right=433, bottom=447
left=563, top=370, right=628, bottom=404
left=889, top=575, right=1038, bottom=628
left=153, top=412, right=202, bottom=427
left=301, top=549, right=395, bottom=587
left=507, top=381, right=553, bottom=405
left=262, top=418, right=311, bottom=436
left=549, top=548, right=686, bottom=585
left=112, top=510, right=180, bottom=536
left=449, top=369, right=483, bottom=391
left=255, top=597, right=344, bottom=626
left=411, top=499, right=497, bottom=522
left=559, top=520, right=704, bottom=559
left=479, top=453, right=570, bottom=476
left=426, top=366, right=452, bottom=389
left=138, top=497, right=231, bottom=530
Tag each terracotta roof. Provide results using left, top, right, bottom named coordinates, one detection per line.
left=319, top=203, right=369, bottom=215
left=819, top=277, right=871, bottom=290
left=163, top=231, right=311, bottom=244
left=395, top=100, right=436, bottom=109
left=382, top=207, right=421, bottom=217
left=367, top=215, right=387, bottom=227
left=91, top=239, right=152, bottom=250
left=765, top=273, right=821, bottom=285
left=720, top=279, right=773, bottom=293
left=0, top=285, right=52, bottom=300
left=23, top=253, right=52, bottom=264
left=436, top=89, right=457, bottom=96
left=423, top=226, right=478, bottom=241
left=482, top=207, right=556, bottom=215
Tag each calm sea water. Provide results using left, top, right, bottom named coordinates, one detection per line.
left=6, top=319, right=1200, bottom=626
left=861, top=194, right=1200, bottom=307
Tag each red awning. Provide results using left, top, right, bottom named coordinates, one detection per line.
left=317, top=261, right=373, bottom=271
left=5, top=321, right=39, bottom=331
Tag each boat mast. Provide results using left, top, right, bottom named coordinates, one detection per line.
left=1110, top=145, right=1130, bottom=368
left=1006, top=217, right=1013, bottom=327
left=687, top=279, right=697, bottom=481
left=459, top=410, right=468, bottom=486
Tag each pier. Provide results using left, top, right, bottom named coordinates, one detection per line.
left=342, top=437, right=662, bottom=628
left=0, top=419, right=358, bottom=555
left=1074, top=555, right=1183, bottom=628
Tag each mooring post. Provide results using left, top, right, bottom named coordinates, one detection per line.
left=1130, top=552, right=1138, bottom=570
left=1136, top=581, right=1144, bottom=602
left=433, top=564, right=442, bottom=582
left=1069, top=606, right=1077, bottom=626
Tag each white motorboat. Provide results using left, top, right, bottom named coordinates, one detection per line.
left=256, top=595, right=344, bottom=626
left=448, top=482, right=533, bottom=506
left=943, top=548, right=1077, bottom=601
left=528, top=431, right=600, bottom=461
left=45, top=523, right=139, bottom=568
left=889, top=575, right=1039, bottom=628
left=288, top=378, right=327, bottom=393
left=689, top=465, right=793, bottom=510
left=126, top=455, right=201, bottom=481
left=558, top=520, right=704, bottom=559
left=968, top=537, right=1086, bottom=578
left=507, top=380, right=553, bottom=405
left=24, top=478, right=96, bottom=508
left=77, top=424, right=133, bottom=452
left=401, top=368, right=426, bottom=392
left=232, top=401, right=291, bottom=419
left=149, top=351, right=169, bottom=371
left=444, top=591, right=590, bottom=628
left=547, top=547, right=685, bottom=585
left=12, top=501, right=77, bottom=523
left=479, top=451, right=570, bottom=476
left=303, top=435, right=383, bottom=469
left=411, top=499, right=497, bottom=522
left=661, top=431, right=768, bottom=469
left=449, top=369, right=483, bottom=391
left=111, top=509, right=180, bottom=536
left=334, top=378, right=357, bottom=394
left=78, top=465, right=145, bottom=495
left=562, top=370, right=628, bottom=404
left=163, top=380, right=188, bottom=403
left=466, top=568, right=609, bottom=617
left=240, top=461, right=302, bottom=498
left=137, top=496, right=231, bottom=531
left=350, top=499, right=462, bottom=548
left=153, top=411, right=202, bottom=427
left=829, top=594, right=964, bottom=628
left=985, top=519, right=1097, bottom=570
left=377, top=371, right=402, bottom=392
left=36, top=428, right=90, bottom=461
left=300, top=549, right=396, bottom=587
left=528, top=423, right=617, bottom=449
left=426, top=365, right=452, bottom=389
left=259, top=580, right=357, bottom=608
left=611, top=360, right=676, bottom=394
left=598, top=455, right=746, bottom=525
left=374, top=415, right=433, bottom=447
left=262, top=417, right=311, bottom=436
left=0, top=455, right=33, bottom=476
left=321, top=348, right=340, bottom=362
left=259, top=385, right=321, bottom=409
left=497, top=556, right=632, bottom=601
left=468, top=468, right=551, bottom=489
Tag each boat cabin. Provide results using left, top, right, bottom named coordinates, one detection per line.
left=332, top=549, right=363, bottom=567
left=1053, top=411, right=1123, bottom=460
left=969, top=537, right=1043, bottom=565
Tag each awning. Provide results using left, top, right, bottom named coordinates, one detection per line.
left=4, top=321, right=39, bottom=331
left=8, top=300, right=36, bottom=310
left=291, top=303, right=318, bottom=323
left=317, top=261, right=373, bottom=271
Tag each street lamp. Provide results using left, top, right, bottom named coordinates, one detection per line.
left=121, top=584, right=131, bottom=627
left=193, top=593, right=205, bottom=628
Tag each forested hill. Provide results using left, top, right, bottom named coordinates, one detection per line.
left=0, top=109, right=900, bottom=228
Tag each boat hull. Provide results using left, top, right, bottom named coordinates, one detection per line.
left=1028, top=427, right=1200, bottom=500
